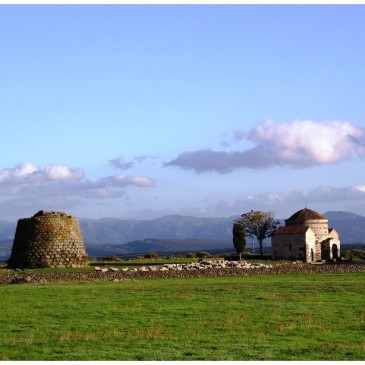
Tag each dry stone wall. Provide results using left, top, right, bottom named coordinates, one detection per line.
left=8, top=211, right=88, bottom=269
left=1, top=262, right=365, bottom=285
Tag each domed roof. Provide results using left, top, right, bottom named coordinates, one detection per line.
left=286, top=208, right=326, bottom=222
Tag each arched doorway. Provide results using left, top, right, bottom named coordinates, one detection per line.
left=332, top=244, right=338, bottom=260
left=311, top=248, right=314, bottom=262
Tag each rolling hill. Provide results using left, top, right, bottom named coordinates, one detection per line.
left=78, top=215, right=234, bottom=244
left=86, top=238, right=233, bottom=258
left=323, top=211, right=365, bottom=243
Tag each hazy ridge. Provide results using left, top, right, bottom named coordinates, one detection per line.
left=1, top=211, right=365, bottom=259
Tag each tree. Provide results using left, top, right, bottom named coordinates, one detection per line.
left=232, top=221, right=246, bottom=262
left=236, top=210, right=279, bottom=258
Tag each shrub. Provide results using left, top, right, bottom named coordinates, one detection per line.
left=144, top=252, right=160, bottom=259
left=196, top=252, right=211, bottom=258
left=99, top=256, right=120, bottom=262
left=186, top=252, right=197, bottom=259
left=342, top=249, right=365, bottom=261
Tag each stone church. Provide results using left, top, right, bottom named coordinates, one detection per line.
left=271, top=208, right=340, bottom=263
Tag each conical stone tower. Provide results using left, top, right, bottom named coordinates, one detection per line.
left=8, top=210, right=88, bottom=268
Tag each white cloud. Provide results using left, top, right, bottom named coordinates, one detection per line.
left=194, top=184, right=365, bottom=220
left=0, top=161, right=156, bottom=219
left=245, top=119, right=363, bottom=165
left=353, top=185, right=365, bottom=194
left=44, top=164, right=84, bottom=180
left=13, top=162, right=38, bottom=178
left=0, top=162, right=37, bottom=182
left=125, top=175, right=155, bottom=187
left=0, top=162, right=84, bottom=183
left=165, top=120, right=365, bottom=173
left=0, top=162, right=154, bottom=199
left=98, top=174, right=154, bottom=188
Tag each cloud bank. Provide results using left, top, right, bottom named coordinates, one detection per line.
left=206, top=184, right=365, bottom=217
left=0, top=162, right=84, bottom=183
left=165, top=120, right=365, bottom=173
left=0, top=162, right=154, bottom=199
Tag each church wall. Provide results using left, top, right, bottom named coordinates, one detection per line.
left=328, top=229, right=339, bottom=240
left=305, top=231, right=316, bottom=263
left=272, top=229, right=317, bottom=263
left=321, top=240, right=331, bottom=261
left=321, top=238, right=340, bottom=261
left=314, top=241, right=322, bottom=261
left=306, top=219, right=329, bottom=242
left=272, top=234, right=307, bottom=261
left=287, top=219, right=329, bottom=242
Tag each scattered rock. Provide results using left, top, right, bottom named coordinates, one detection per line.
left=1, top=262, right=364, bottom=285
left=24, top=275, right=32, bottom=283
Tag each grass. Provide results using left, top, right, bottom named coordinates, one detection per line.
left=0, top=272, right=364, bottom=360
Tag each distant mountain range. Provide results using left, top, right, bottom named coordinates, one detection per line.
left=86, top=238, right=234, bottom=259
left=78, top=215, right=234, bottom=244
left=1, top=211, right=364, bottom=259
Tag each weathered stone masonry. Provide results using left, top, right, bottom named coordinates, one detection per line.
left=8, top=211, right=88, bottom=268
left=271, top=208, right=340, bottom=263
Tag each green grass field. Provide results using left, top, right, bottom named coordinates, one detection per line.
left=0, top=272, right=364, bottom=360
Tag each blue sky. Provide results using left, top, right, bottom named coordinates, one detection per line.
left=1, top=5, right=365, bottom=221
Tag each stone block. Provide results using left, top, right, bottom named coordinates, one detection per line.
left=8, top=210, right=88, bottom=269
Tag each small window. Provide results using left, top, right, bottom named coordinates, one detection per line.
left=289, top=243, right=292, bottom=251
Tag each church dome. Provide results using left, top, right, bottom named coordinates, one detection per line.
left=286, top=208, right=326, bottom=222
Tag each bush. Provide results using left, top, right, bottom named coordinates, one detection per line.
left=186, top=252, right=197, bottom=259
left=99, top=256, right=121, bottom=262
left=342, top=249, right=365, bottom=261
left=196, top=252, right=211, bottom=259
left=144, top=252, right=160, bottom=259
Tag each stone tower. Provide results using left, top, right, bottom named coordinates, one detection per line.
left=8, top=210, right=88, bottom=268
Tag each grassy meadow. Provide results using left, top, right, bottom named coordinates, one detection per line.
left=0, top=272, right=364, bottom=360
